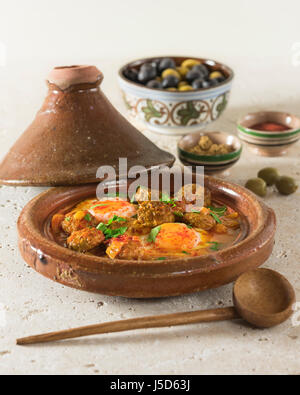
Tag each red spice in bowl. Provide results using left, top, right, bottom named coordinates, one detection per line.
left=251, top=122, right=291, bottom=132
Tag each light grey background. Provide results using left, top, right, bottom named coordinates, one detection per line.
left=0, top=0, right=299, bottom=375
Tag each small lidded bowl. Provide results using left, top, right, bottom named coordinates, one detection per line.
left=178, top=131, right=242, bottom=174
left=118, top=56, right=234, bottom=136
left=237, top=111, right=300, bottom=157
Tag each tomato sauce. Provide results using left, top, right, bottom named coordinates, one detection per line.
left=251, top=122, right=290, bottom=132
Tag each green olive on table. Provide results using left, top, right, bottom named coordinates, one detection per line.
left=276, top=176, right=298, bottom=195
left=245, top=178, right=267, bottom=197
left=258, top=167, right=279, bottom=186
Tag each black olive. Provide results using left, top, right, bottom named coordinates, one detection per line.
left=146, top=80, right=162, bottom=89
left=138, top=63, right=157, bottom=84
left=192, top=78, right=205, bottom=89
left=158, top=58, right=176, bottom=73
left=201, top=80, right=211, bottom=89
left=162, top=75, right=180, bottom=89
left=186, top=70, right=205, bottom=84
left=140, top=62, right=154, bottom=72
left=191, top=64, right=209, bottom=79
left=123, top=68, right=138, bottom=82
left=151, top=58, right=161, bottom=71
left=209, top=78, right=220, bottom=87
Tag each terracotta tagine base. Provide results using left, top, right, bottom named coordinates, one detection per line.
left=17, top=175, right=276, bottom=298
left=0, top=65, right=174, bottom=186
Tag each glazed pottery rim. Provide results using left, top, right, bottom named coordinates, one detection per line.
left=238, top=111, right=300, bottom=136
left=237, top=124, right=300, bottom=139
left=178, top=132, right=243, bottom=163
left=237, top=133, right=300, bottom=146
left=118, top=56, right=234, bottom=95
left=18, top=176, right=276, bottom=274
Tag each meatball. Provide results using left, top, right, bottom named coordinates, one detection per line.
left=51, top=213, right=65, bottom=234
left=127, top=219, right=152, bottom=236
left=107, top=217, right=152, bottom=236
left=136, top=201, right=175, bottom=227
left=62, top=210, right=98, bottom=234
left=107, top=238, right=148, bottom=260
left=183, top=212, right=216, bottom=231
left=170, top=200, right=186, bottom=219
left=176, top=184, right=211, bottom=207
left=221, top=215, right=240, bottom=229
left=67, top=227, right=105, bottom=252
left=134, top=186, right=161, bottom=202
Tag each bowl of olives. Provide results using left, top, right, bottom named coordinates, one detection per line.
left=119, top=56, right=234, bottom=135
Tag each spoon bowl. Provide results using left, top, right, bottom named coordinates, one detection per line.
left=233, top=268, right=296, bottom=328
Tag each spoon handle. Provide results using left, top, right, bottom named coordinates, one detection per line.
left=17, top=307, right=239, bottom=345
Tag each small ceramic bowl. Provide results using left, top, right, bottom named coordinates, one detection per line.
left=118, top=56, right=234, bottom=136
left=237, top=111, right=300, bottom=157
left=178, top=131, right=242, bottom=174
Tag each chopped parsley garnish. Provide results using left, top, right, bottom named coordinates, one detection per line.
left=160, top=193, right=178, bottom=207
left=182, top=251, right=189, bottom=255
left=210, top=212, right=222, bottom=224
left=65, top=217, right=71, bottom=222
left=130, top=185, right=144, bottom=203
left=96, top=216, right=128, bottom=239
left=107, top=215, right=127, bottom=225
left=208, top=206, right=227, bottom=216
left=96, top=222, right=107, bottom=231
left=174, top=211, right=183, bottom=217
left=161, top=192, right=171, bottom=202
left=84, top=213, right=92, bottom=222
left=148, top=226, right=161, bottom=243
left=130, top=194, right=137, bottom=204
left=157, top=257, right=166, bottom=261
left=207, top=241, right=221, bottom=251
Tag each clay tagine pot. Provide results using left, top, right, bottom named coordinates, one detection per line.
left=17, top=175, right=276, bottom=298
left=0, top=65, right=175, bottom=186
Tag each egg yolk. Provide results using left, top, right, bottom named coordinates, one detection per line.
left=154, top=223, right=201, bottom=252
left=88, top=200, right=136, bottom=223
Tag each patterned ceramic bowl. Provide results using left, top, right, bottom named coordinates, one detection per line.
left=118, top=56, right=234, bottom=136
left=178, top=131, right=242, bottom=174
left=237, top=111, right=300, bottom=157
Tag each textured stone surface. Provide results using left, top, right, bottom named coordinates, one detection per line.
left=0, top=59, right=299, bottom=375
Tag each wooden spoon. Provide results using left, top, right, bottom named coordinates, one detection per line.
left=17, top=268, right=295, bottom=346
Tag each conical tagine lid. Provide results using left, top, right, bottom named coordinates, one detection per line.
left=0, top=65, right=175, bottom=186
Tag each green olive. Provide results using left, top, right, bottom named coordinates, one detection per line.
left=209, top=71, right=223, bottom=80
left=181, top=59, right=201, bottom=70
left=258, top=167, right=279, bottom=186
left=245, top=178, right=267, bottom=197
left=178, top=85, right=194, bottom=91
left=276, top=176, right=298, bottom=195
left=161, top=68, right=181, bottom=80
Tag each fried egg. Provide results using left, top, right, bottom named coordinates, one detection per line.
left=106, top=223, right=205, bottom=260
left=154, top=223, right=201, bottom=252
left=88, top=200, right=136, bottom=223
